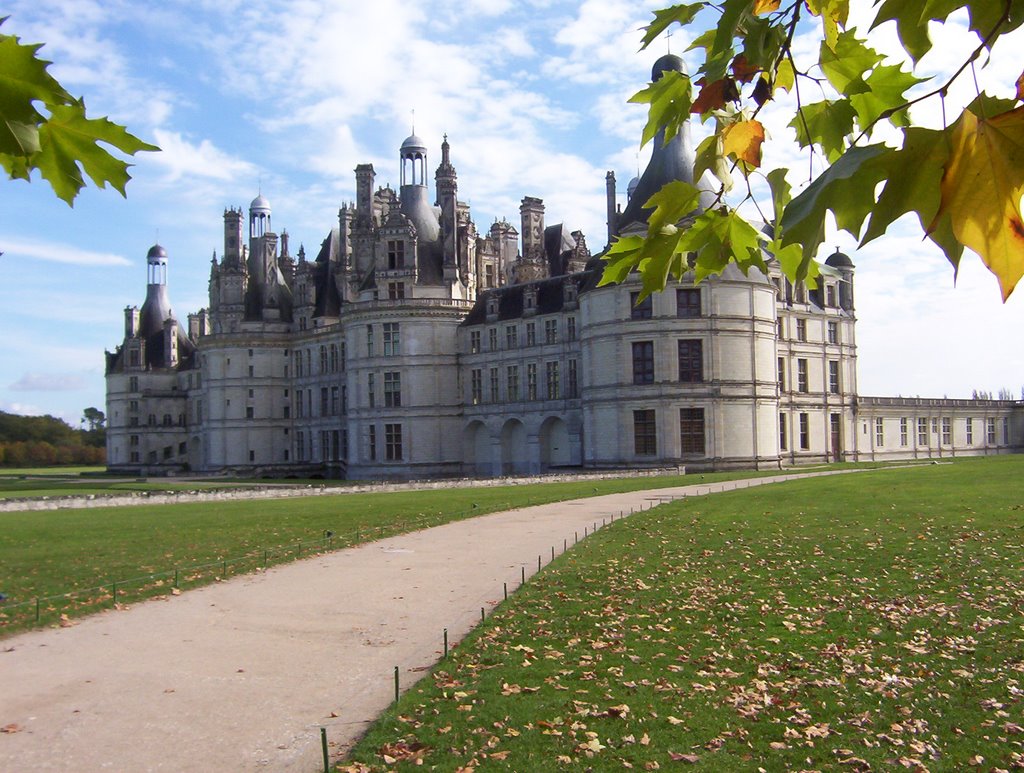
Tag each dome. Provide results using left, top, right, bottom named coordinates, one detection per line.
left=250, top=193, right=271, bottom=212
left=626, top=175, right=640, bottom=199
left=825, top=248, right=854, bottom=269
left=401, top=133, right=427, bottom=153
left=146, top=244, right=167, bottom=260
left=652, top=53, right=685, bottom=81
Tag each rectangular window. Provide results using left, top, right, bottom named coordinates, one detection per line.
left=918, top=418, right=928, bottom=445
left=294, top=351, right=302, bottom=378
left=826, top=284, right=837, bottom=307
left=777, top=357, right=785, bottom=391
left=828, top=321, right=838, bottom=344
left=383, top=323, right=400, bottom=356
left=630, top=291, right=653, bottom=320
left=676, top=288, right=701, bottom=318
left=632, top=341, right=655, bottom=384
left=387, top=281, right=405, bottom=300
left=526, top=322, right=536, bottom=346
left=797, top=359, right=809, bottom=393
left=545, top=319, right=558, bottom=344
left=987, top=417, right=997, bottom=444
left=546, top=361, right=559, bottom=400
left=470, top=330, right=480, bottom=353
left=567, top=359, right=578, bottom=398
left=779, top=413, right=787, bottom=450
left=505, top=325, right=518, bottom=349
left=471, top=368, right=482, bottom=405
left=489, top=367, right=499, bottom=403
left=387, top=240, right=405, bottom=269
left=385, top=423, right=403, bottom=461
left=384, top=371, right=401, bottom=407
left=829, top=360, right=840, bottom=394
left=633, top=409, right=657, bottom=455
left=678, top=340, right=703, bottom=383
left=296, top=393, right=304, bottom=418
left=296, top=431, right=305, bottom=461
left=320, top=387, right=329, bottom=416
left=900, top=417, right=909, bottom=446
left=341, top=385, right=347, bottom=415
left=366, top=325, right=374, bottom=357
left=489, top=327, right=498, bottom=351
left=330, top=344, right=338, bottom=372
left=507, top=365, right=520, bottom=401
left=679, top=408, right=705, bottom=455
left=248, top=365, right=255, bottom=378
left=331, top=386, right=339, bottom=415
left=796, top=318, right=807, bottom=342
left=1002, top=417, right=1009, bottom=444
left=942, top=417, right=951, bottom=445
left=368, top=425, right=376, bottom=461
left=567, top=317, right=577, bottom=341
left=799, top=413, right=810, bottom=450
left=320, top=346, right=328, bottom=373
left=875, top=417, right=884, bottom=446
left=932, top=417, right=938, bottom=434
left=367, top=373, right=375, bottom=408
left=527, top=363, right=538, bottom=400
left=966, top=417, right=973, bottom=444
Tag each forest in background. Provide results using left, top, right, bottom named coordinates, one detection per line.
left=0, top=411, right=105, bottom=467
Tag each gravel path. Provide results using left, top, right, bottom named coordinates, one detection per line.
left=0, top=472, right=852, bottom=772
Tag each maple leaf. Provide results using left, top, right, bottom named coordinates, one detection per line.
left=1017, top=69, right=1024, bottom=102
left=691, top=78, right=739, bottom=115
left=753, top=0, right=780, bottom=13
left=730, top=54, right=760, bottom=84
left=721, top=119, right=765, bottom=168
left=928, top=104, right=1024, bottom=300
left=631, top=70, right=694, bottom=147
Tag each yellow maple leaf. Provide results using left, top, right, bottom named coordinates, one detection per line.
left=753, top=0, right=781, bottom=12
left=721, top=119, right=766, bottom=168
left=929, top=106, right=1024, bottom=300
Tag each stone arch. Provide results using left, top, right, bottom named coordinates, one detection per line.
left=500, top=419, right=527, bottom=476
left=539, top=416, right=570, bottom=470
left=462, top=421, right=491, bottom=477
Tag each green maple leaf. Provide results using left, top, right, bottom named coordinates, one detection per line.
left=790, top=99, right=855, bottom=161
left=630, top=70, right=693, bottom=147
left=765, top=167, right=791, bottom=227
left=693, top=133, right=731, bottom=190
left=640, top=3, right=705, bottom=50
left=36, top=100, right=159, bottom=205
left=849, top=63, right=926, bottom=133
left=678, top=207, right=765, bottom=282
left=819, top=30, right=882, bottom=96
left=861, top=127, right=948, bottom=245
left=645, top=180, right=703, bottom=235
left=870, top=0, right=938, bottom=62
left=779, top=143, right=890, bottom=261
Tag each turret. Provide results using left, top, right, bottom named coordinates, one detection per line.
left=435, top=134, right=459, bottom=278
left=617, top=54, right=714, bottom=235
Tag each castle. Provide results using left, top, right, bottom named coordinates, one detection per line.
left=105, top=56, right=1022, bottom=478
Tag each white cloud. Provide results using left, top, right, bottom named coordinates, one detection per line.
left=9, top=373, right=87, bottom=392
left=148, top=130, right=258, bottom=183
left=2, top=237, right=131, bottom=267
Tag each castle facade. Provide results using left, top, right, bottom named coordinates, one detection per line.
left=105, top=57, right=1022, bottom=478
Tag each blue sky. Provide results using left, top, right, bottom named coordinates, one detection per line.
left=1, top=0, right=1022, bottom=426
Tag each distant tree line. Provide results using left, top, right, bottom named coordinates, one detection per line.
left=971, top=388, right=1023, bottom=401
left=0, top=410, right=105, bottom=467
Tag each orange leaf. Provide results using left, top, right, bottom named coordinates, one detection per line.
left=731, top=54, right=760, bottom=84
left=754, top=0, right=781, bottom=13
left=691, top=78, right=739, bottom=114
left=722, top=119, right=766, bottom=168
left=928, top=105, right=1024, bottom=300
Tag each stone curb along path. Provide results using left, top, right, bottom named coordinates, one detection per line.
left=0, top=470, right=860, bottom=772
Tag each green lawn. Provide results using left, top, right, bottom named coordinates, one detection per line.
left=0, top=468, right=797, bottom=632
left=342, top=456, right=1024, bottom=772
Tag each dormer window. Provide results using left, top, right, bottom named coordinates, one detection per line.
left=523, top=286, right=538, bottom=316
left=387, top=240, right=405, bottom=269
left=486, top=294, right=499, bottom=320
